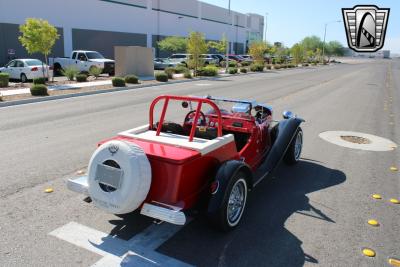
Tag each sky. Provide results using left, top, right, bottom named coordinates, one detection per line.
left=201, top=0, right=400, bottom=54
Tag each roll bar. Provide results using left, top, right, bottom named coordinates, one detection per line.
left=149, top=95, right=223, bottom=142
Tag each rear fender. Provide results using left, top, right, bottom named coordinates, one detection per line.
left=207, top=160, right=252, bottom=215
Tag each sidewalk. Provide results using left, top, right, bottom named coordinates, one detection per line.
left=1, top=80, right=112, bottom=96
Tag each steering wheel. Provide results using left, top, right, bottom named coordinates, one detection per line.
left=184, top=110, right=206, bottom=126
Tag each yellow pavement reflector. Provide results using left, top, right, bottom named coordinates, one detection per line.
left=390, top=198, right=399, bottom=204
left=362, top=248, right=376, bottom=257
left=44, top=188, right=53, bottom=193
left=367, top=219, right=379, bottom=226
left=372, top=194, right=382, bottom=199
left=389, top=258, right=400, bottom=267
left=390, top=166, right=398, bottom=171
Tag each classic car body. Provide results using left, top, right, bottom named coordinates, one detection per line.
left=68, top=95, right=304, bottom=231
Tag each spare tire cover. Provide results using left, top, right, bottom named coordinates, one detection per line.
left=88, top=140, right=151, bottom=214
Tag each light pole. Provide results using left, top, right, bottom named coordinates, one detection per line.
left=225, top=0, right=231, bottom=74
left=322, top=20, right=341, bottom=62
left=264, top=12, right=268, bottom=42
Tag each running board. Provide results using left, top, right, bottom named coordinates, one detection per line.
left=67, top=176, right=89, bottom=196
left=140, top=203, right=186, bottom=225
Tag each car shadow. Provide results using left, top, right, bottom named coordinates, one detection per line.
left=157, top=160, right=346, bottom=267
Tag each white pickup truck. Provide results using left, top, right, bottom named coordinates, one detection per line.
left=49, top=50, right=115, bottom=76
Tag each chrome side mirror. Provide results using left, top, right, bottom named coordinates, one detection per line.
left=282, top=110, right=294, bottom=119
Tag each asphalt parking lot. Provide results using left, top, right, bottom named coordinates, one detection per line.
left=0, top=59, right=399, bottom=266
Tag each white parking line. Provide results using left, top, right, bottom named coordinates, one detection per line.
left=49, top=221, right=194, bottom=267
left=194, top=83, right=212, bottom=86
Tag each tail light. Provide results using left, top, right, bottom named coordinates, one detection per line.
left=31, top=67, right=38, bottom=71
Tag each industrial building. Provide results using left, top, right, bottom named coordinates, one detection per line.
left=0, top=0, right=264, bottom=65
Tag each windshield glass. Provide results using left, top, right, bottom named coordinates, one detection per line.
left=86, top=52, right=105, bottom=59
left=25, top=59, right=43, bottom=66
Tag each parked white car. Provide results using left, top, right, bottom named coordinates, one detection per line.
left=49, top=50, right=115, bottom=76
left=0, top=59, right=53, bottom=83
left=200, top=54, right=219, bottom=65
left=168, top=54, right=190, bottom=66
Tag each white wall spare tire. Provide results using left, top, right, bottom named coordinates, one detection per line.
left=87, top=140, right=151, bottom=214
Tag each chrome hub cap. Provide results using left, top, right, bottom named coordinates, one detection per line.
left=227, top=179, right=246, bottom=225
left=294, top=131, right=303, bottom=160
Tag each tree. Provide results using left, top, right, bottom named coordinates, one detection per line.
left=248, top=41, right=268, bottom=64
left=291, top=43, right=304, bottom=65
left=186, top=31, right=208, bottom=76
left=207, top=33, right=227, bottom=54
left=301, top=35, right=323, bottom=52
left=315, top=48, right=322, bottom=62
left=305, top=50, right=314, bottom=62
left=157, top=36, right=187, bottom=54
left=325, top=41, right=344, bottom=59
left=19, top=18, right=59, bottom=79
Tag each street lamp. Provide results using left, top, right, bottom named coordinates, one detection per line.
left=322, top=20, right=341, bottom=62
left=225, top=0, right=231, bottom=74
left=264, top=12, right=268, bottom=42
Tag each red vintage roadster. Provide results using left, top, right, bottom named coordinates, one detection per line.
left=68, top=95, right=304, bottom=231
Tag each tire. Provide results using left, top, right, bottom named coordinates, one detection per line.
left=283, top=127, right=303, bottom=165
left=209, top=171, right=248, bottom=231
left=20, top=73, right=28, bottom=83
left=87, top=140, right=152, bottom=214
left=53, top=63, right=63, bottom=76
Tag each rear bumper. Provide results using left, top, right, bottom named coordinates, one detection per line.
left=67, top=176, right=187, bottom=225
left=67, top=176, right=89, bottom=195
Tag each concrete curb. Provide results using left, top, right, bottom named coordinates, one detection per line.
left=0, top=72, right=263, bottom=108
left=0, top=77, right=210, bottom=108
left=0, top=67, right=320, bottom=108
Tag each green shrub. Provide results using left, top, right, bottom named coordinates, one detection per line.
left=184, top=70, right=192, bottom=79
left=174, top=65, right=188, bottom=74
left=240, top=68, right=247, bottom=73
left=265, top=64, right=272, bottom=70
left=112, top=77, right=126, bottom=87
left=240, top=61, right=250, bottom=66
left=125, top=74, right=139, bottom=84
left=155, top=72, right=168, bottom=82
left=274, top=64, right=281, bottom=70
left=220, top=61, right=237, bottom=68
left=311, top=62, right=317, bottom=66
left=76, top=73, right=87, bottom=82
left=33, top=77, right=46, bottom=85
left=197, top=65, right=218, bottom=76
left=0, top=73, right=10, bottom=87
left=30, top=84, right=48, bottom=96
left=250, top=64, right=264, bottom=72
left=164, top=67, right=175, bottom=79
left=228, top=67, right=238, bottom=74
left=62, top=66, right=79, bottom=81
left=89, top=66, right=103, bottom=79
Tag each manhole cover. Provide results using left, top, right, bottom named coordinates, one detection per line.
left=340, top=135, right=371, bottom=144
left=319, top=131, right=397, bottom=151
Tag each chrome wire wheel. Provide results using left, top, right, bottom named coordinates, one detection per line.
left=294, top=130, right=303, bottom=161
left=227, top=178, right=247, bottom=226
